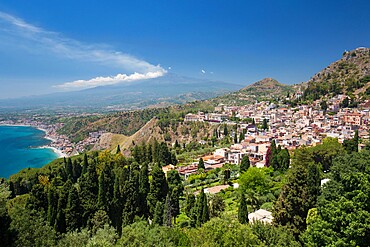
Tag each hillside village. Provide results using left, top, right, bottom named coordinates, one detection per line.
left=178, top=94, right=370, bottom=177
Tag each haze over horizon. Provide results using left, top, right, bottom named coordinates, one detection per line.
left=0, top=0, right=370, bottom=99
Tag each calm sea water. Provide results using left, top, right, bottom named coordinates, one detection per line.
left=0, top=126, right=59, bottom=179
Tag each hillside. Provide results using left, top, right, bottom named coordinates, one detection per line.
left=210, top=78, right=294, bottom=105
left=94, top=117, right=218, bottom=154
left=303, top=47, right=370, bottom=100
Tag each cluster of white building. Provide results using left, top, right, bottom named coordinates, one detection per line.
left=180, top=95, right=370, bottom=176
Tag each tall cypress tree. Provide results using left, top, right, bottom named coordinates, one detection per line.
left=198, top=158, right=205, bottom=170
left=138, top=163, right=150, bottom=217
left=79, top=162, right=98, bottom=224
left=54, top=180, right=72, bottom=233
left=239, top=132, right=245, bottom=143
left=196, top=189, right=209, bottom=227
left=47, top=184, right=58, bottom=227
left=238, top=193, right=248, bottom=224
left=163, top=194, right=173, bottom=227
left=110, top=167, right=128, bottom=234
left=202, top=192, right=210, bottom=224
left=116, top=145, right=121, bottom=154
left=147, top=163, right=168, bottom=217
left=223, top=125, right=228, bottom=137
left=97, top=172, right=107, bottom=210
left=262, top=118, right=268, bottom=130
left=153, top=201, right=164, bottom=225
left=270, top=140, right=279, bottom=169
left=277, top=148, right=290, bottom=170
left=167, top=170, right=183, bottom=223
left=122, top=168, right=140, bottom=226
left=97, top=162, right=114, bottom=211
left=185, top=194, right=197, bottom=227
left=65, top=186, right=82, bottom=232
left=240, top=155, right=250, bottom=173
left=72, top=160, right=82, bottom=182
left=65, top=158, right=73, bottom=180
left=82, top=154, right=89, bottom=174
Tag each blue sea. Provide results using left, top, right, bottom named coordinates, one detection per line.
left=0, top=126, right=59, bottom=179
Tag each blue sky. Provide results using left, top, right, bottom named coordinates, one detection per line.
left=0, top=0, right=369, bottom=98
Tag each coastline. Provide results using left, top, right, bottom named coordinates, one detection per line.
left=45, top=146, right=67, bottom=158
left=0, top=124, right=68, bottom=158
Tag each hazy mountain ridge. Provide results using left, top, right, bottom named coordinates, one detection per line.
left=0, top=73, right=242, bottom=112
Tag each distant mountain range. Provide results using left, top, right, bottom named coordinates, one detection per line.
left=0, top=73, right=243, bottom=112
left=1, top=47, right=369, bottom=113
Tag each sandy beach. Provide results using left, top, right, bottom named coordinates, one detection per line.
left=48, top=146, right=68, bottom=158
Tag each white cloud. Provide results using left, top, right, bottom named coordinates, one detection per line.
left=201, top=69, right=206, bottom=74
left=55, top=70, right=165, bottom=90
left=0, top=11, right=167, bottom=90
left=168, top=66, right=172, bottom=70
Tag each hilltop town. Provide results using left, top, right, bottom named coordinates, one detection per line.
left=172, top=93, right=369, bottom=176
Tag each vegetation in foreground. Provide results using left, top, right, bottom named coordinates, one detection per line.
left=0, top=131, right=369, bottom=246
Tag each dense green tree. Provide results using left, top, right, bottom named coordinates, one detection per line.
left=320, top=100, right=328, bottom=112
left=110, top=168, right=128, bottom=233
left=276, top=148, right=290, bottom=170
left=54, top=180, right=72, bottom=233
left=302, top=151, right=370, bottom=246
left=153, top=201, right=164, bottom=225
left=238, top=193, right=249, bottom=224
left=196, top=189, right=209, bottom=227
left=167, top=170, right=183, bottom=223
left=147, top=163, right=168, bottom=217
left=187, top=217, right=259, bottom=247
left=269, top=140, right=279, bottom=169
left=72, top=160, right=82, bottom=182
left=65, top=158, right=73, bottom=180
left=309, top=137, right=343, bottom=171
left=163, top=194, right=173, bottom=227
left=122, top=168, right=140, bottom=226
left=118, top=220, right=189, bottom=247
left=273, top=161, right=320, bottom=237
left=0, top=180, right=12, bottom=246
left=239, top=167, right=271, bottom=210
left=262, top=118, right=268, bottom=130
left=198, top=158, right=205, bottom=170
left=138, top=163, right=150, bottom=217
left=209, top=194, right=225, bottom=218
left=47, top=184, right=58, bottom=227
left=343, top=130, right=359, bottom=153
left=239, top=132, right=245, bottom=143
left=9, top=207, right=58, bottom=247
left=82, top=154, right=89, bottom=174
left=240, top=155, right=250, bottom=173
left=223, top=125, right=228, bottom=137
left=250, top=221, right=300, bottom=247
left=116, top=144, right=121, bottom=154
left=65, top=185, right=82, bottom=232
left=185, top=193, right=197, bottom=227
left=97, top=162, right=114, bottom=211
left=91, top=210, right=110, bottom=234
left=27, top=183, right=47, bottom=213
left=78, top=162, right=99, bottom=224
